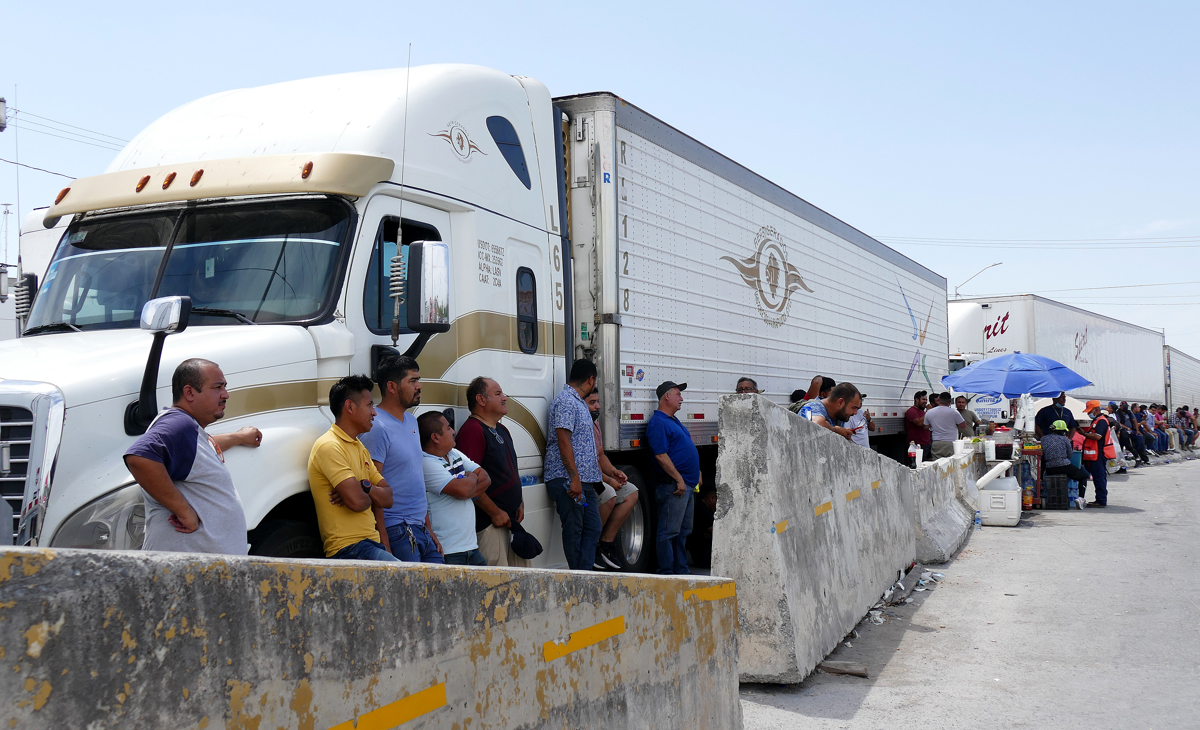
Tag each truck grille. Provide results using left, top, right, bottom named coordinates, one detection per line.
left=0, top=406, right=33, bottom=542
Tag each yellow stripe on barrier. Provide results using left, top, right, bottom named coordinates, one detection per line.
left=846, top=489, right=861, bottom=502
left=329, top=682, right=447, bottom=730
left=814, top=501, right=833, bottom=516
left=872, top=480, right=881, bottom=490
left=773, top=520, right=789, bottom=534
left=543, top=616, right=625, bottom=662
left=683, top=582, right=736, bottom=602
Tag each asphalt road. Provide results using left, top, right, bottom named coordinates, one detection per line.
left=740, top=459, right=1200, bottom=730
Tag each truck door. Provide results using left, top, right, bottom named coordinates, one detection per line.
left=344, top=195, right=452, bottom=381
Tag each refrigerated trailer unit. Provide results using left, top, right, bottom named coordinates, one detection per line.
left=950, top=295, right=1166, bottom=406
left=0, top=66, right=946, bottom=567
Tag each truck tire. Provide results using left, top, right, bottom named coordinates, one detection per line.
left=614, top=465, right=655, bottom=573
left=249, top=519, right=324, bottom=559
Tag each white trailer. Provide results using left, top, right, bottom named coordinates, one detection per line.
left=950, top=295, right=1165, bottom=406
left=0, top=66, right=945, bottom=569
left=1165, top=346, right=1200, bottom=410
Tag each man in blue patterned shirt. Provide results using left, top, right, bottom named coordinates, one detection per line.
left=544, top=359, right=603, bottom=570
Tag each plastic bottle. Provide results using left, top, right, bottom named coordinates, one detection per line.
left=974, top=510, right=982, bottom=531
left=908, top=441, right=922, bottom=467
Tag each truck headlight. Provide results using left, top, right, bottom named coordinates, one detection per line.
left=51, top=484, right=145, bottom=550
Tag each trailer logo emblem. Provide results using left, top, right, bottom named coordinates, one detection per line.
left=431, top=121, right=487, bottom=162
left=720, top=226, right=814, bottom=327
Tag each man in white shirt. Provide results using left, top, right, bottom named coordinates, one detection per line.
left=925, top=392, right=968, bottom=458
left=416, top=411, right=492, bottom=566
left=844, top=392, right=876, bottom=448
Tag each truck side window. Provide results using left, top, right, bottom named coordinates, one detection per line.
left=364, top=217, right=442, bottom=334
left=486, top=116, right=532, bottom=190
left=516, top=267, right=537, bottom=353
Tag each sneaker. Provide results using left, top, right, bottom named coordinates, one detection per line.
left=1085, top=501, right=1107, bottom=508
left=597, top=541, right=627, bottom=571
left=1115, top=468, right=1128, bottom=474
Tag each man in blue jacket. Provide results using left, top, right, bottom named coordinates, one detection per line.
left=646, top=380, right=700, bottom=574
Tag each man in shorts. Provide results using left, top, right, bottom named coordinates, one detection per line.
left=585, top=389, right=639, bottom=570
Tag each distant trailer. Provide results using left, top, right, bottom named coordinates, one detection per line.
left=1166, top=346, right=1200, bottom=410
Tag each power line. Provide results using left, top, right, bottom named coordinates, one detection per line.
left=968, top=280, right=1200, bottom=296
left=5, top=123, right=124, bottom=152
left=9, top=108, right=129, bottom=143
left=880, top=234, right=1200, bottom=243
left=14, top=118, right=128, bottom=148
left=0, top=157, right=73, bottom=179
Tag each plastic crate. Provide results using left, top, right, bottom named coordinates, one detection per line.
left=1042, top=474, right=1070, bottom=510
left=995, top=444, right=1014, bottom=460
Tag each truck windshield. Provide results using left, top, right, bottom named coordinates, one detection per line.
left=25, top=197, right=353, bottom=332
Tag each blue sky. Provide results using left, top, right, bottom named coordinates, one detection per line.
left=4, top=0, right=1199, bottom=357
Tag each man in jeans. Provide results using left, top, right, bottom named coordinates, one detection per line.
left=360, top=356, right=444, bottom=563
left=646, top=380, right=700, bottom=575
left=307, top=375, right=398, bottom=561
left=544, top=359, right=603, bottom=570
left=418, top=411, right=492, bottom=566
left=458, top=376, right=531, bottom=567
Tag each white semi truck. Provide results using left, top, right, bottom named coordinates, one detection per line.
left=1165, top=346, right=1200, bottom=411
left=0, top=65, right=946, bottom=568
left=949, top=295, right=1167, bottom=420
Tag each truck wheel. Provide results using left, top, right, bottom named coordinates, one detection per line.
left=615, top=466, right=655, bottom=573
left=249, top=519, right=324, bottom=559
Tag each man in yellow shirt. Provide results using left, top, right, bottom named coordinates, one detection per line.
left=308, top=375, right=397, bottom=561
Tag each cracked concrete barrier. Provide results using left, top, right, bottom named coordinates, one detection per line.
left=713, top=395, right=916, bottom=683
left=0, top=548, right=741, bottom=729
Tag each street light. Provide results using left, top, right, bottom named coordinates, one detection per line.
left=954, top=262, right=1003, bottom=299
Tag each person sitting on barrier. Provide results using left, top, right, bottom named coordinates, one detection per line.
left=361, top=356, right=444, bottom=563
left=925, top=392, right=969, bottom=458
left=307, top=375, right=398, bottom=562
left=1042, top=419, right=1092, bottom=488
left=787, top=375, right=833, bottom=414
left=417, top=411, right=491, bottom=566
left=905, top=390, right=932, bottom=464
left=1116, top=402, right=1150, bottom=466
left=544, top=359, right=604, bottom=571
left=457, top=377, right=532, bottom=567
left=647, top=380, right=700, bottom=575
left=735, top=377, right=761, bottom=395
left=124, top=358, right=263, bottom=555
left=585, top=389, right=638, bottom=571
left=799, top=382, right=862, bottom=441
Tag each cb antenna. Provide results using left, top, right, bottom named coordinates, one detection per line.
left=389, top=44, right=413, bottom=347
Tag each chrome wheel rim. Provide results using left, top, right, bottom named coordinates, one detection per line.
left=619, top=499, right=645, bottom=565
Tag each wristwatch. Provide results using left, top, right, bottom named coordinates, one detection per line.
left=360, top=479, right=372, bottom=494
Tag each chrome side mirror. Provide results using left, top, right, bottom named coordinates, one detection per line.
left=407, top=241, right=451, bottom=333
left=140, top=296, right=192, bottom=334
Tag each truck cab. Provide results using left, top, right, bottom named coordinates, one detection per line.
left=0, top=65, right=575, bottom=562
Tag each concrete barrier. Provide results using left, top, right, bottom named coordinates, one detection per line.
left=713, top=395, right=916, bottom=683
left=0, top=547, right=741, bottom=729
left=911, top=451, right=986, bottom=563
left=713, top=395, right=985, bottom=683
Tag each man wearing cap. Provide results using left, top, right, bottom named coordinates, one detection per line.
left=1041, top=420, right=1091, bottom=495
left=1034, top=392, right=1076, bottom=438
left=646, top=381, right=700, bottom=575
left=1082, top=401, right=1113, bottom=507
left=1115, top=402, right=1149, bottom=466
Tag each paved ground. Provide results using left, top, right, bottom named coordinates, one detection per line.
left=740, top=459, right=1200, bottom=730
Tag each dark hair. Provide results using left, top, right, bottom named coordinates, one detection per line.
left=172, top=358, right=218, bottom=403
left=375, top=355, right=420, bottom=392
left=466, top=376, right=492, bottom=413
left=737, top=377, right=758, bottom=389
left=790, top=389, right=806, bottom=403
left=938, top=392, right=952, bottom=403
left=820, top=377, right=836, bottom=394
left=569, top=358, right=598, bottom=384
left=417, top=411, right=447, bottom=449
left=830, top=382, right=860, bottom=403
left=914, top=390, right=928, bottom=402
left=330, top=375, right=374, bottom=419
left=955, top=394, right=968, bottom=402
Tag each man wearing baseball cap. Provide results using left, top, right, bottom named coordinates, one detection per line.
left=646, top=381, right=700, bottom=574
left=1082, top=400, right=1113, bottom=507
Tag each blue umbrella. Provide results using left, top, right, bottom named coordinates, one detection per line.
left=941, top=352, right=1092, bottom=398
